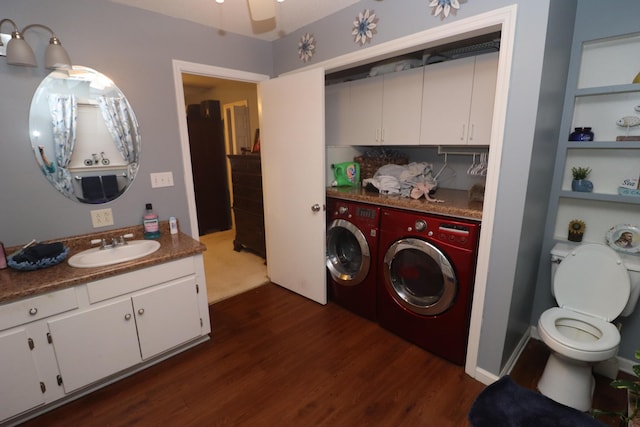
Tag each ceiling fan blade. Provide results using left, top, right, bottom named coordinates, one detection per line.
left=247, top=0, right=276, bottom=21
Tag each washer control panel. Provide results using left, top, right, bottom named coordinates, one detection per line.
left=437, top=223, right=471, bottom=245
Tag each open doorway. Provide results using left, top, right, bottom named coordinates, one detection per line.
left=181, top=73, right=268, bottom=304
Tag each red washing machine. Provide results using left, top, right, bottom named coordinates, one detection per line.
left=326, top=198, right=380, bottom=321
left=377, top=207, right=480, bottom=365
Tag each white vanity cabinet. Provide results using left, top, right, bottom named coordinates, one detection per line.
left=48, top=275, right=201, bottom=393
left=420, top=52, right=499, bottom=146
left=1, top=255, right=209, bottom=425
left=0, top=287, right=78, bottom=421
left=0, top=328, right=47, bottom=421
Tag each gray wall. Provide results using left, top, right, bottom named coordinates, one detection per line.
left=0, top=0, right=272, bottom=246
left=272, top=0, right=568, bottom=376
left=532, top=0, right=640, bottom=362
left=7, top=0, right=624, bottom=378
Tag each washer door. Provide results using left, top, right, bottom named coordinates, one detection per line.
left=383, top=238, right=456, bottom=315
left=326, top=219, right=371, bottom=286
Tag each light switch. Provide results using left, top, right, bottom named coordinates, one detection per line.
left=150, top=172, right=174, bottom=188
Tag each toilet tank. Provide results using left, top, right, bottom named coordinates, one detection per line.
left=550, top=242, right=640, bottom=317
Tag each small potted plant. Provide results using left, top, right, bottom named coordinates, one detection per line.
left=571, top=166, right=593, bottom=192
left=592, top=349, right=640, bottom=426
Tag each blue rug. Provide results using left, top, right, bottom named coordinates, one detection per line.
left=468, top=376, right=607, bottom=427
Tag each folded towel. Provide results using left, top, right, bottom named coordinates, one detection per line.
left=81, top=176, right=105, bottom=203
left=12, top=242, right=65, bottom=263
left=101, top=175, right=120, bottom=199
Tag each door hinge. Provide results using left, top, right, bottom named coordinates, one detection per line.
left=196, top=283, right=200, bottom=294
left=40, top=382, right=46, bottom=393
left=28, top=337, right=35, bottom=350
left=57, top=375, right=63, bottom=386
left=47, top=332, right=53, bottom=344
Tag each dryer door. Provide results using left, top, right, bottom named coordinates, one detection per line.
left=326, top=219, right=371, bottom=286
left=383, top=238, right=456, bottom=315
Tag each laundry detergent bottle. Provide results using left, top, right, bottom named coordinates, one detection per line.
left=332, top=162, right=360, bottom=187
left=143, top=203, right=161, bottom=239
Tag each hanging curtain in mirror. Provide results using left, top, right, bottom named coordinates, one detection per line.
left=47, top=94, right=77, bottom=197
left=97, top=96, right=140, bottom=179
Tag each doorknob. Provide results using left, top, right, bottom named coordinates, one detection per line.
left=311, top=204, right=324, bottom=212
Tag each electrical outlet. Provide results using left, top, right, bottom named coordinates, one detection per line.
left=91, top=208, right=114, bottom=228
left=150, top=172, right=174, bottom=188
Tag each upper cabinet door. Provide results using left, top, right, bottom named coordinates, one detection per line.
left=382, top=67, right=424, bottom=146
left=419, top=53, right=498, bottom=146
left=467, top=52, right=499, bottom=146
left=258, top=68, right=327, bottom=305
left=349, top=75, right=384, bottom=145
left=325, top=81, right=351, bottom=146
left=420, top=56, right=475, bottom=145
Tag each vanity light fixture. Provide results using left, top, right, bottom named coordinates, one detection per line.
left=0, top=18, right=71, bottom=69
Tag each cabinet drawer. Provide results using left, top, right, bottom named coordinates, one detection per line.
left=0, top=288, right=78, bottom=331
left=86, top=257, right=195, bottom=303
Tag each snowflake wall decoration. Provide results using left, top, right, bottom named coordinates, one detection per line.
left=298, top=32, right=315, bottom=63
left=352, top=9, right=377, bottom=46
left=429, top=0, right=460, bottom=18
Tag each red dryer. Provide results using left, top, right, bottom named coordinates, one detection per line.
left=377, top=207, right=480, bottom=365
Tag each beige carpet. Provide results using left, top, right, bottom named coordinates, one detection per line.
left=200, top=230, right=269, bottom=304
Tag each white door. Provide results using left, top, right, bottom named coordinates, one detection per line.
left=258, top=67, right=327, bottom=304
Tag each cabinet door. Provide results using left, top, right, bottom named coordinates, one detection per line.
left=48, top=299, right=141, bottom=393
left=0, top=328, right=45, bottom=421
left=325, top=81, right=351, bottom=146
left=349, top=75, right=383, bottom=145
left=420, top=56, right=475, bottom=145
left=381, top=67, right=424, bottom=145
left=467, top=52, right=499, bottom=145
left=132, top=277, right=201, bottom=360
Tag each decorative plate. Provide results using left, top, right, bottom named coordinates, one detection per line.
left=8, top=246, right=70, bottom=271
left=606, top=224, right=640, bottom=254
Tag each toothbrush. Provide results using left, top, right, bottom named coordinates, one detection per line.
left=8, top=239, right=37, bottom=259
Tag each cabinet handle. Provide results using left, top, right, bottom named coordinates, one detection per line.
left=460, top=124, right=466, bottom=141
left=381, top=128, right=385, bottom=142
left=138, top=308, right=145, bottom=315
left=28, top=307, right=38, bottom=316
left=124, top=313, right=132, bottom=321
left=469, top=123, right=475, bottom=141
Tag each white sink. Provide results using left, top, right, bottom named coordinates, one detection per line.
left=68, top=240, right=161, bottom=268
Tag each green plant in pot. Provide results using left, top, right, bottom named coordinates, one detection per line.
left=571, top=166, right=593, bottom=192
left=592, top=349, right=640, bottom=426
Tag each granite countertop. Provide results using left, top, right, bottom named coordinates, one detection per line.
left=326, top=187, right=483, bottom=221
left=0, top=222, right=206, bottom=304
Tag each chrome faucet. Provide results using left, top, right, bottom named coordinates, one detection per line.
left=91, top=233, right=134, bottom=250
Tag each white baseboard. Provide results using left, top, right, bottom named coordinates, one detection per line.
left=501, top=327, right=532, bottom=376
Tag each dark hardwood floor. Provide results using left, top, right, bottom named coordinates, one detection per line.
left=21, top=283, right=629, bottom=427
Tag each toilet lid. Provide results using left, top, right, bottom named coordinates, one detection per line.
left=555, top=244, right=630, bottom=321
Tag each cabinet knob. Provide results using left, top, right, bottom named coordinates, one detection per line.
left=138, top=308, right=145, bottom=315
left=124, top=313, right=132, bottom=321
left=28, top=307, right=38, bottom=316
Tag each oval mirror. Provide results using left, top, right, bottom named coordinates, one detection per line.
left=29, top=66, right=141, bottom=203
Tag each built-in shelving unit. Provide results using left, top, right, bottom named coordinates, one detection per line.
left=546, top=31, right=640, bottom=244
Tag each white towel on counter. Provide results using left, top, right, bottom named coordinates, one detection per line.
left=365, top=162, right=439, bottom=198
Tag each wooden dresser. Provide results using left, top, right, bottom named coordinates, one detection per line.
left=227, top=154, right=266, bottom=258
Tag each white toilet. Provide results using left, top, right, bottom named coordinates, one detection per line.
left=537, top=243, right=640, bottom=411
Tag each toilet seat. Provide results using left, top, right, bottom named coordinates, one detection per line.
left=539, top=307, right=620, bottom=355
left=554, top=244, right=630, bottom=321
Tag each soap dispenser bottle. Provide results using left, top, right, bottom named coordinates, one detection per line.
left=143, top=203, right=161, bottom=239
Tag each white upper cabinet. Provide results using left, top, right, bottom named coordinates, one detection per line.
left=325, top=81, right=351, bottom=146
left=381, top=67, right=424, bottom=146
left=420, top=52, right=499, bottom=145
left=349, top=74, right=384, bottom=145
left=326, top=67, right=424, bottom=146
